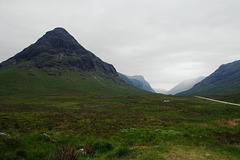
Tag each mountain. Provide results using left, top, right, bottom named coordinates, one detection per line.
left=0, top=27, right=148, bottom=96
left=177, top=60, right=240, bottom=96
left=167, top=76, right=205, bottom=95
left=154, top=88, right=168, bottom=94
left=118, top=73, right=155, bottom=93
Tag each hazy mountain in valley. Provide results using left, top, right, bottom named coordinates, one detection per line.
left=154, top=88, right=168, bottom=94
left=118, top=73, right=155, bottom=93
left=167, top=76, right=205, bottom=95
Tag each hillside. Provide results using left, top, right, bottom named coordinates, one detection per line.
left=0, top=28, right=148, bottom=96
left=177, top=60, right=240, bottom=96
left=118, top=73, right=155, bottom=93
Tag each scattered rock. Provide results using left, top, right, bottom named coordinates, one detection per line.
left=51, top=139, right=58, bottom=143
left=42, top=133, right=58, bottom=142
left=95, top=96, right=104, bottom=99
left=164, top=100, right=170, bottom=103
left=42, top=133, right=50, bottom=137
left=77, top=148, right=84, bottom=154
left=0, top=132, right=9, bottom=137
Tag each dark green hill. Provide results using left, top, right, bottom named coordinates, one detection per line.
left=177, top=60, right=240, bottom=96
left=0, top=28, right=148, bottom=96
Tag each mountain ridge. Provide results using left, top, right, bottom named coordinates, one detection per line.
left=177, top=60, right=240, bottom=96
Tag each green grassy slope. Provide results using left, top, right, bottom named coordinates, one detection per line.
left=0, top=65, right=150, bottom=96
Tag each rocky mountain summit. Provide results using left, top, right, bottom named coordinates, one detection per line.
left=1, top=28, right=117, bottom=77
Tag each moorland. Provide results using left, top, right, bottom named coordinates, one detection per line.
left=0, top=94, right=240, bottom=160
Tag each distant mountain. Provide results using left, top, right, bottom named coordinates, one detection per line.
left=177, top=60, right=240, bottom=96
left=167, top=76, right=205, bottom=95
left=154, top=88, right=168, bottom=94
left=0, top=27, right=148, bottom=96
left=118, top=73, right=155, bottom=93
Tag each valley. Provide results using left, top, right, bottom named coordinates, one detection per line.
left=1, top=0, right=240, bottom=159
left=0, top=27, right=240, bottom=159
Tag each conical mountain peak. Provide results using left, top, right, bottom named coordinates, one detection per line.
left=1, top=28, right=118, bottom=77
left=53, top=27, right=68, bottom=32
left=41, top=27, right=76, bottom=42
left=45, top=27, right=69, bottom=35
left=8, top=27, right=87, bottom=62
left=36, top=27, right=85, bottom=51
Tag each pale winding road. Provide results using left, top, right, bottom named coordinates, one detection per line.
left=195, top=96, right=240, bottom=107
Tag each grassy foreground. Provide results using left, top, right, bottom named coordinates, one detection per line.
left=0, top=94, right=240, bottom=159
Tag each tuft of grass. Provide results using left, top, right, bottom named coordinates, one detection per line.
left=16, top=150, right=27, bottom=159
left=3, top=138, right=20, bottom=149
left=114, top=147, right=131, bottom=158
left=50, top=145, right=79, bottom=160
left=82, top=143, right=96, bottom=157
left=92, top=140, right=114, bottom=153
left=3, top=152, right=18, bottom=160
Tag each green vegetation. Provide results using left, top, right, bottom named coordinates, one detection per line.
left=0, top=65, right=149, bottom=96
left=0, top=95, right=240, bottom=159
left=207, top=94, right=240, bottom=104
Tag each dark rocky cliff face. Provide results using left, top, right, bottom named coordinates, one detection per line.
left=1, top=27, right=118, bottom=76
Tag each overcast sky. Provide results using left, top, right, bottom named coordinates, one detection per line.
left=1, top=0, right=240, bottom=90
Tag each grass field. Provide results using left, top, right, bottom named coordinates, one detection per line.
left=0, top=94, right=240, bottom=159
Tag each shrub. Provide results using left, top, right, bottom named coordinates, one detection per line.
left=36, top=134, right=51, bottom=142
left=83, top=143, right=96, bottom=157
left=16, top=150, right=27, bottom=159
left=92, top=140, right=113, bottom=153
left=52, top=145, right=78, bottom=160
left=4, top=138, right=20, bottom=149
left=115, top=147, right=130, bottom=158
left=4, top=152, right=18, bottom=160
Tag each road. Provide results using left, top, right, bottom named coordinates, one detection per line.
left=195, top=96, right=240, bottom=107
